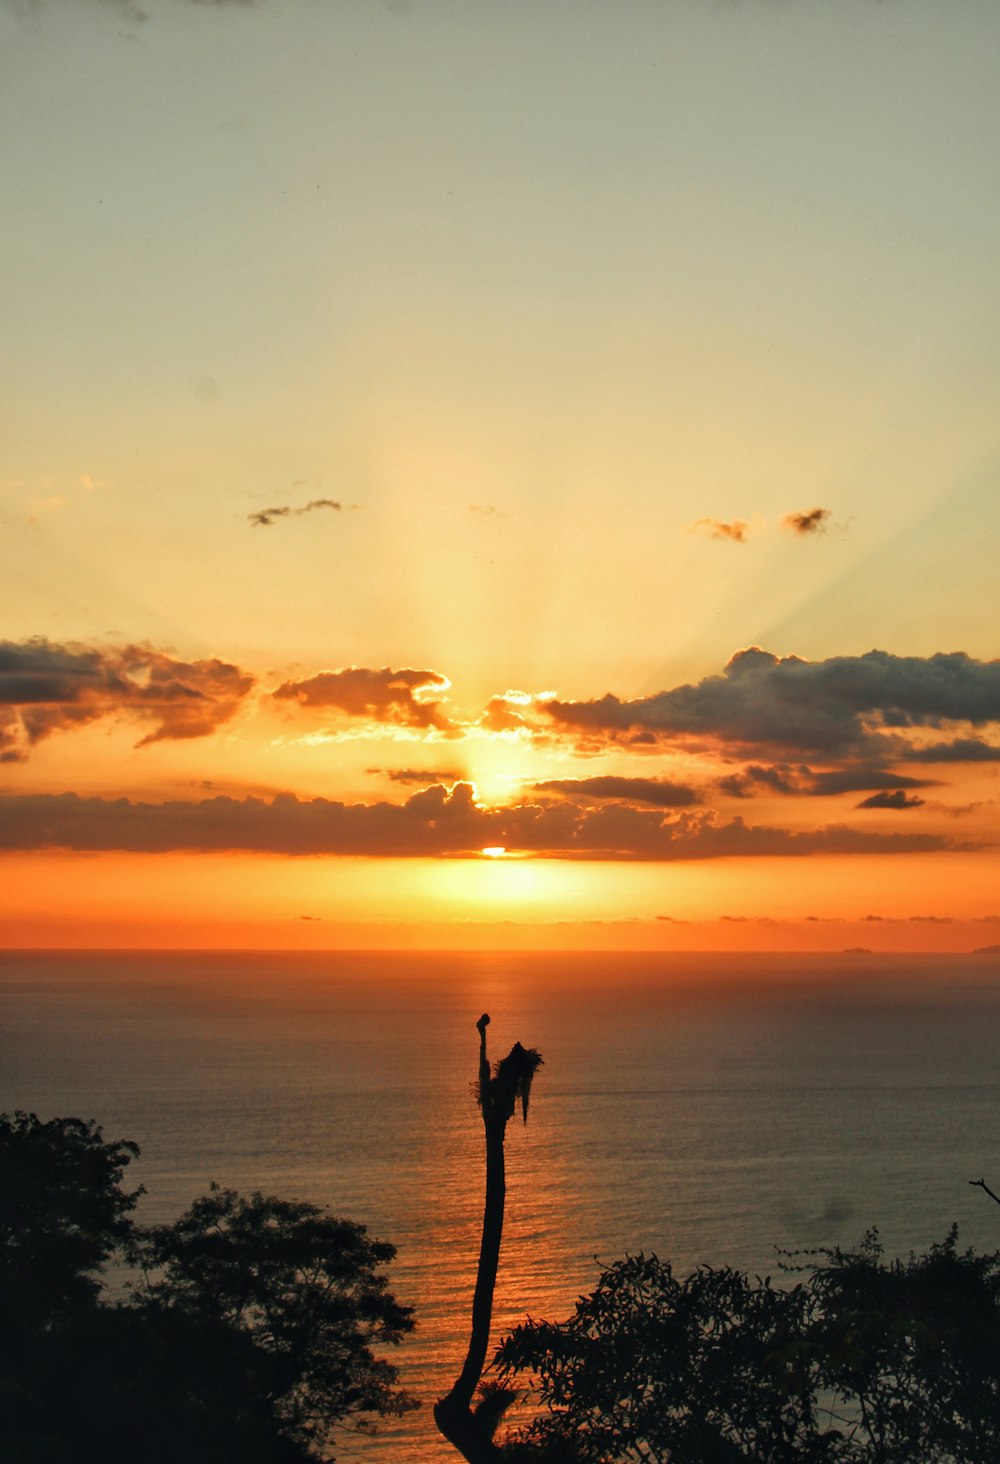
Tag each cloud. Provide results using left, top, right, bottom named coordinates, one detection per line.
left=781, top=507, right=831, bottom=535
left=469, top=505, right=506, bottom=518
left=249, top=498, right=341, bottom=528
left=690, top=518, right=750, bottom=543
left=906, top=738, right=1000, bottom=763
left=0, top=638, right=254, bottom=758
left=542, top=647, right=1000, bottom=759
left=0, top=788, right=964, bottom=860
left=374, top=767, right=465, bottom=785
left=856, top=790, right=926, bottom=810
left=479, top=691, right=557, bottom=736
left=718, top=763, right=934, bottom=798
left=531, top=775, right=700, bottom=808
left=273, top=666, right=456, bottom=731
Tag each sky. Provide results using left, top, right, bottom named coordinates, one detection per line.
left=2, top=0, right=999, bottom=950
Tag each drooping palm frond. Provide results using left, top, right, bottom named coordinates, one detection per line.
left=492, top=1042, right=544, bottom=1125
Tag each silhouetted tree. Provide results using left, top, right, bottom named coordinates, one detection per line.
left=0, top=1110, right=416, bottom=1463
left=0, top=1111, right=141, bottom=1336
left=496, top=1231, right=1000, bottom=1462
left=435, top=1013, right=543, bottom=1464
left=141, top=1185, right=417, bottom=1453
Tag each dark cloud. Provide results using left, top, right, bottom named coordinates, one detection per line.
left=0, top=787, right=962, bottom=861
left=531, top=775, right=700, bottom=808
left=249, top=507, right=293, bottom=527
left=906, top=738, right=1000, bottom=763
left=249, top=498, right=341, bottom=528
left=273, top=666, right=456, bottom=731
left=374, top=767, right=465, bottom=786
left=690, top=518, right=750, bottom=543
left=542, top=648, right=1000, bottom=759
left=856, top=790, right=926, bottom=810
left=0, top=638, right=253, bottom=758
left=781, top=507, right=831, bottom=536
left=718, top=763, right=934, bottom=798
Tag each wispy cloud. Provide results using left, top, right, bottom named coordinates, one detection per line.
left=689, top=518, right=750, bottom=543
left=531, top=775, right=700, bottom=808
left=718, top=763, right=935, bottom=799
left=249, top=498, right=342, bottom=528
left=781, top=507, right=831, bottom=535
left=374, top=766, right=466, bottom=785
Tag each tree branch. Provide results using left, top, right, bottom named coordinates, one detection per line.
left=969, top=1177, right=1000, bottom=1207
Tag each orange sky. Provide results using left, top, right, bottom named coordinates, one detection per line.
left=2, top=0, right=999, bottom=951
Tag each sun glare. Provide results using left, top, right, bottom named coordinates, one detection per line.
left=481, top=846, right=507, bottom=858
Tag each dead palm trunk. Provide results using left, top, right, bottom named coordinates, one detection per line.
left=434, top=1014, right=542, bottom=1464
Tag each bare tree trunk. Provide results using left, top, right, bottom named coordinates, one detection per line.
left=434, top=1015, right=541, bottom=1464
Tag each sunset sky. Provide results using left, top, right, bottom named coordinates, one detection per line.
left=2, top=0, right=999, bottom=950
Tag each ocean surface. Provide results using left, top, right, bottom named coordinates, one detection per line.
left=4, top=949, right=1000, bottom=1460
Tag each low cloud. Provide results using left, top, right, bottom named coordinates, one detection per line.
left=781, top=507, right=831, bottom=536
left=719, top=763, right=934, bottom=799
left=374, top=767, right=465, bottom=786
left=857, top=790, right=926, bottom=810
left=531, top=775, right=701, bottom=808
left=906, top=738, right=1000, bottom=763
left=0, top=637, right=253, bottom=759
left=0, top=787, right=963, bottom=860
left=542, top=647, right=1000, bottom=759
left=273, top=666, right=456, bottom=731
left=249, top=498, right=341, bottom=528
left=690, top=518, right=750, bottom=543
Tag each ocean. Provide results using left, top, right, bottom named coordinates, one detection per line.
left=4, top=949, right=1000, bottom=1460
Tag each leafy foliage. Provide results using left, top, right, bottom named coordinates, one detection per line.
left=802, top=1227, right=1000, bottom=1463
left=142, top=1185, right=417, bottom=1450
left=496, top=1234, right=1000, bottom=1463
left=0, top=1111, right=142, bottom=1332
left=0, top=1111, right=416, bottom=1463
left=497, top=1254, right=827, bottom=1463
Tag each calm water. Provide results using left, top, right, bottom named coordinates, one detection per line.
left=4, top=949, right=1000, bottom=1460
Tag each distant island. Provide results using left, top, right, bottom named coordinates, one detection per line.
left=972, top=945, right=1000, bottom=956
left=842, top=947, right=873, bottom=954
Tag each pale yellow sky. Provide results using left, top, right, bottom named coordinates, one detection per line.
left=2, top=0, right=999, bottom=945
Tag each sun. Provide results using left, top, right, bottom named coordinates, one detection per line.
left=481, top=846, right=507, bottom=859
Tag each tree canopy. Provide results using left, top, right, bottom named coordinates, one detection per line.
left=0, top=1110, right=416, bottom=1463
left=495, top=1231, right=1000, bottom=1463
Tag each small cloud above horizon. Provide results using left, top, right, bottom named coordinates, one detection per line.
left=857, top=790, right=926, bottom=810
left=374, top=766, right=465, bottom=786
left=249, top=498, right=344, bottom=528
left=781, top=507, right=831, bottom=536
left=689, top=517, right=750, bottom=543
